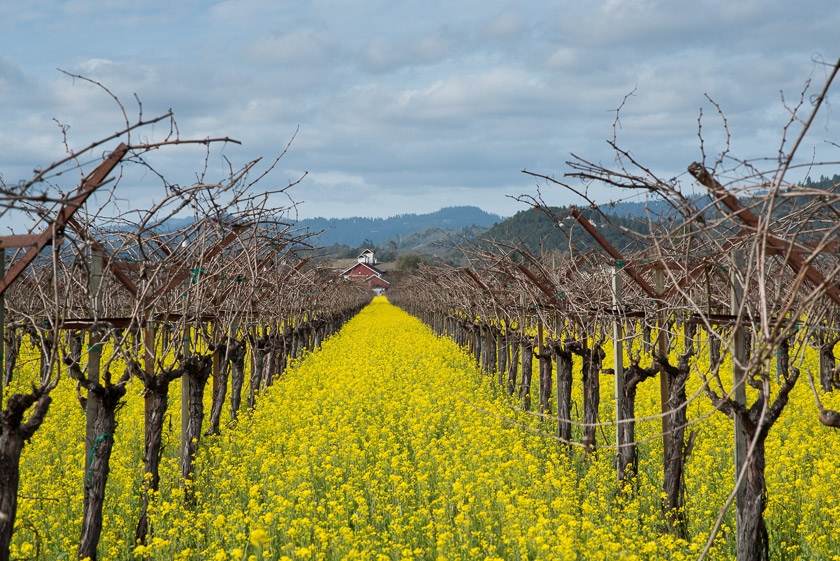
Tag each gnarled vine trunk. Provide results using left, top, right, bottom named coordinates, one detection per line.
left=537, top=347, right=552, bottom=415
left=264, top=345, right=278, bottom=389
left=506, top=341, right=519, bottom=396
left=181, top=354, right=212, bottom=505
left=27, top=327, right=53, bottom=381
left=655, top=349, right=695, bottom=538
left=77, top=382, right=128, bottom=561
left=263, top=332, right=283, bottom=388
left=313, top=322, right=323, bottom=349
left=619, top=358, right=658, bottom=483
left=569, top=340, right=605, bottom=454
left=2, top=328, right=22, bottom=388
left=712, top=364, right=799, bottom=561
left=472, top=325, right=481, bottom=366
left=709, top=330, right=721, bottom=366
left=131, top=360, right=183, bottom=545
left=206, top=344, right=230, bottom=436
left=0, top=389, right=51, bottom=561
left=485, top=327, right=496, bottom=375
left=496, top=332, right=507, bottom=388
left=228, top=339, right=247, bottom=422
left=818, top=337, right=839, bottom=392
left=68, top=359, right=130, bottom=561
left=248, top=332, right=270, bottom=410
left=554, top=343, right=573, bottom=444
left=519, top=341, right=533, bottom=410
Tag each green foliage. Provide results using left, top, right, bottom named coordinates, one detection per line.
left=480, top=206, right=647, bottom=255
left=299, top=206, right=502, bottom=247
left=395, top=254, right=422, bottom=272
left=802, top=174, right=840, bottom=191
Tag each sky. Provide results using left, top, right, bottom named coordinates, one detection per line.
left=1, top=0, right=839, bottom=226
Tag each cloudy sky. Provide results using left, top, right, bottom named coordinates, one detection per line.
left=2, top=0, right=839, bottom=224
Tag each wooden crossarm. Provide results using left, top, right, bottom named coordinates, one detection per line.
left=689, top=162, right=840, bottom=306
left=65, top=215, right=139, bottom=298
left=147, top=226, right=246, bottom=303
left=0, top=143, right=129, bottom=295
left=570, top=208, right=658, bottom=298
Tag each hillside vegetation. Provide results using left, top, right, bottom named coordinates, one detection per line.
left=479, top=205, right=648, bottom=255
left=311, top=175, right=840, bottom=265
left=299, top=206, right=501, bottom=247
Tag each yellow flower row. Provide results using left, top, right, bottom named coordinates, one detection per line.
left=6, top=297, right=840, bottom=559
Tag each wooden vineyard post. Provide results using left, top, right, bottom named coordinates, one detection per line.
left=143, top=308, right=156, bottom=466
left=655, top=268, right=670, bottom=460
left=143, top=315, right=155, bottom=383
left=250, top=323, right=257, bottom=391
left=553, top=311, right=568, bottom=442
left=487, top=324, right=496, bottom=377
left=817, top=330, right=830, bottom=390
left=519, top=293, right=534, bottom=410
left=612, top=267, right=625, bottom=481
left=775, top=332, right=789, bottom=385
left=179, top=257, right=199, bottom=464
left=730, top=248, right=747, bottom=539
left=818, top=335, right=826, bottom=385
left=565, top=208, right=664, bottom=454
left=480, top=324, right=484, bottom=371
left=475, top=323, right=487, bottom=374
left=537, top=318, right=547, bottom=414
left=706, top=265, right=718, bottom=366
left=496, top=326, right=506, bottom=388
left=212, top=321, right=220, bottom=397
left=274, top=324, right=283, bottom=383
left=181, top=325, right=191, bottom=463
left=518, top=293, right=525, bottom=397
left=84, top=249, right=103, bottom=474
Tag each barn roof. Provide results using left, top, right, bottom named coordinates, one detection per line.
left=340, top=262, right=385, bottom=277
left=367, top=275, right=390, bottom=287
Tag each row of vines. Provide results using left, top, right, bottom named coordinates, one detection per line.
left=0, top=107, right=370, bottom=560
left=389, top=59, right=840, bottom=561
left=4, top=61, right=840, bottom=561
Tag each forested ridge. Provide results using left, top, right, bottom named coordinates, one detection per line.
left=479, top=205, right=648, bottom=255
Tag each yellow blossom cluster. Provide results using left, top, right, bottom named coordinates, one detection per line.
left=6, top=297, right=840, bottom=559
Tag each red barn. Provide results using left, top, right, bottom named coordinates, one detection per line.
left=340, top=249, right=390, bottom=294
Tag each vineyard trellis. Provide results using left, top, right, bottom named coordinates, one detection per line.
left=2, top=62, right=840, bottom=561
left=389, top=57, right=840, bottom=561
left=0, top=104, right=370, bottom=560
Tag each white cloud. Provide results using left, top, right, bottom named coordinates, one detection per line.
left=483, top=9, right=525, bottom=40
left=394, top=67, right=551, bottom=120
left=307, top=171, right=367, bottom=187
left=358, top=29, right=459, bottom=73
left=543, top=47, right=577, bottom=69
left=1, top=0, right=839, bottom=224
left=413, top=28, right=458, bottom=63
left=359, top=37, right=403, bottom=72
left=245, top=29, right=333, bottom=66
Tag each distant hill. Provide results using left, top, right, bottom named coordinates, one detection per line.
left=480, top=206, right=648, bottom=255
left=607, top=198, right=689, bottom=218
left=592, top=194, right=716, bottom=219
left=298, top=206, right=503, bottom=247
left=392, top=224, right=489, bottom=260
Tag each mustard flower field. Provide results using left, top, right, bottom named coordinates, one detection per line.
left=7, top=297, right=840, bottom=560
